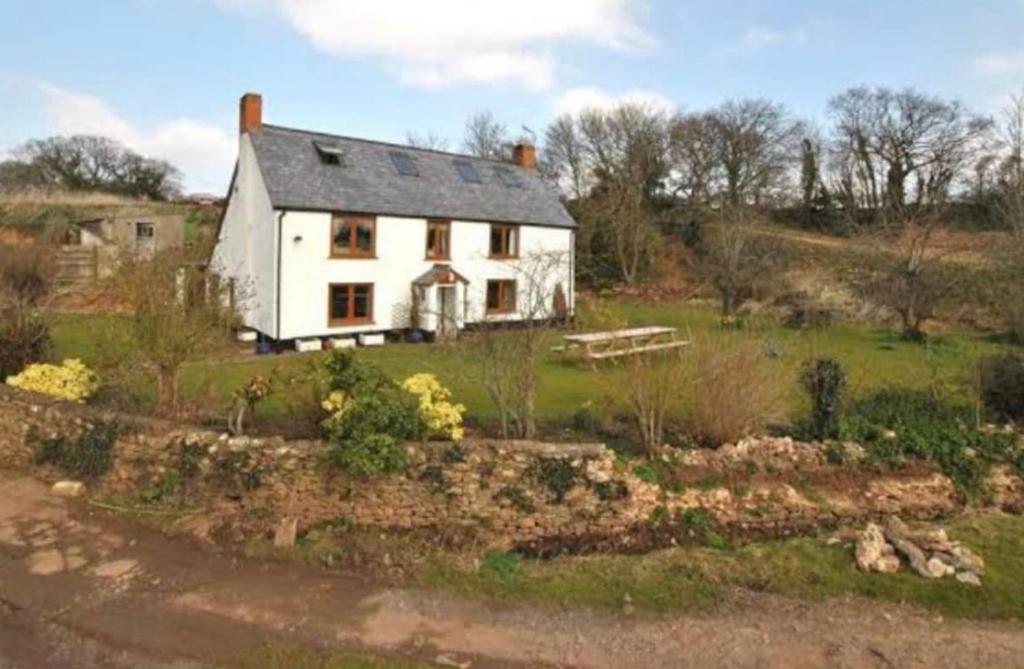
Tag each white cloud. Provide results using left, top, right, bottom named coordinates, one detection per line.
left=553, top=86, right=676, bottom=117
left=741, top=25, right=809, bottom=51
left=219, top=0, right=652, bottom=90
left=35, top=83, right=234, bottom=193
left=974, top=51, right=1024, bottom=77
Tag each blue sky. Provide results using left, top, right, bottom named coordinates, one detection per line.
left=1, top=0, right=1022, bottom=192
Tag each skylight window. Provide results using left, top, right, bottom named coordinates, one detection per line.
left=494, top=166, right=524, bottom=188
left=389, top=151, right=419, bottom=176
left=453, top=158, right=481, bottom=184
left=314, top=140, right=346, bottom=166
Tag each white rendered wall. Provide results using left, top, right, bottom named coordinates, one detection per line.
left=277, top=212, right=574, bottom=339
left=210, top=134, right=278, bottom=336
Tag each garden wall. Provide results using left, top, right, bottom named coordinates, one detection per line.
left=1, top=385, right=1020, bottom=549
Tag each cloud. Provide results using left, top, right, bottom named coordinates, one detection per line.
left=974, top=51, right=1024, bottom=77
left=218, top=0, right=652, bottom=90
left=552, top=86, right=676, bottom=117
left=742, top=25, right=808, bottom=50
left=35, top=83, right=234, bottom=193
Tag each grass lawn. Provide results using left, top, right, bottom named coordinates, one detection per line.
left=423, top=511, right=1024, bottom=621
left=243, top=645, right=439, bottom=669
left=51, top=298, right=1007, bottom=427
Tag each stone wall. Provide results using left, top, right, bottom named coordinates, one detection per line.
left=1, top=385, right=1019, bottom=549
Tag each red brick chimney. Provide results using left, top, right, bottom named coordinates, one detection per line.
left=239, top=93, right=262, bottom=134
left=512, top=142, right=537, bottom=169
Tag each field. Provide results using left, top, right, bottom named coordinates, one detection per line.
left=51, top=297, right=1006, bottom=431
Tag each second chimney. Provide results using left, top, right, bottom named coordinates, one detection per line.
left=239, top=93, right=263, bottom=134
left=512, top=142, right=537, bottom=170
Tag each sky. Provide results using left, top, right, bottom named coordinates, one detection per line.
left=1, top=0, right=1023, bottom=193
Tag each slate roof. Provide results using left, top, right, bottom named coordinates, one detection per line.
left=249, top=125, right=576, bottom=229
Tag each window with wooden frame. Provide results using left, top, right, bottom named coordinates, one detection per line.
left=426, top=220, right=450, bottom=260
left=489, top=224, right=519, bottom=258
left=330, top=214, right=376, bottom=258
left=486, top=279, right=516, bottom=314
left=328, top=283, right=374, bottom=325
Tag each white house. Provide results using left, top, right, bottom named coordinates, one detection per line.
left=211, top=93, right=576, bottom=344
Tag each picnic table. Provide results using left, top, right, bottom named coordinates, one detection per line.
left=555, top=326, right=690, bottom=364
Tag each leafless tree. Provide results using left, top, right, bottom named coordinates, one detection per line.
left=0, top=242, right=54, bottom=379
left=667, top=111, right=720, bottom=205
left=115, top=248, right=238, bottom=412
left=472, top=251, right=569, bottom=439
left=405, top=131, right=451, bottom=152
left=619, top=350, right=687, bottom=454
left=995, top=90, right=1024, bottom=235
left=827, top=86, right=992, bottom=223
left=708, top=99, right=803, bottom=207
left=543, top=114, right=589, bottom=199
left=463, top=111, right=512, bottom=161
left=576, top=177, right=658, bottom=286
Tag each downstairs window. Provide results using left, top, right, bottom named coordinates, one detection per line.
left=329, top=283, right=373, bottom=325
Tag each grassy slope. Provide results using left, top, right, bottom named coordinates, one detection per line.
left=51, top=299, right=1006, bottom=424
left=424, top=512, right=1024, bottom=621
left=243, top=646, right=438, bottom=669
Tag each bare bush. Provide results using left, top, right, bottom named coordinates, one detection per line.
left=686, top=337, right=783, bottom=445
left=617, top=351, right=687, bottom=454
left=0, top=242, right=55, bottom=379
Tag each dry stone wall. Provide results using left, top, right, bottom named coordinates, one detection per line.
left=1, top=385, right=1019, bottom=549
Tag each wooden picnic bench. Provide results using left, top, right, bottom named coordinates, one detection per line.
left=554, top=326, right=690, bottom=364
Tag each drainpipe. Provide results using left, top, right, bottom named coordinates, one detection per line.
left=275, top=211, right=285, bottom=341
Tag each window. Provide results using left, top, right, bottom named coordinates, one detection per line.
left=426, top=220, right=450, bottom=260
left=486, top=280, right=516, bottom=314
left=136, top=222, right=155, bottom=238
left=329, top=283, right=373, bottom=325
left=331, top=214, right=375, bottom=258
left=314, top=140, right=346, bottom=166
left=493, top=166, right=524, bottom=188
left=453, top=158, right=481, bottom=184
left=489, top=224, right=519, bottom=258
left=389, top=151, right=419, bottom=176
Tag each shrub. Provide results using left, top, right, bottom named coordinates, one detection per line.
left=320, top=350, right=423, bottom=477
left=800, top=358, right=846, bottom=440
left=7, top=359, right=99, bottom=402
left=529, top=458, right=577, bottom=503
left=402, top=373, right=466, bottom=441
left=841, top=389, right=1019, bottom=493
left=979, top=353, right=1024, bottom=422
left=686, top=338, right=783, bottom=445
left=0, top=243, right=53, bottom=379
left=35, top=421, right=119, bottom=480
left=615, top=351, right=686, bottom=454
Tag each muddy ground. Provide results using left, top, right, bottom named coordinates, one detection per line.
left=2, top=474, right=1024, bottom=669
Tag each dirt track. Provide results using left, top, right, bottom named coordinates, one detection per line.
left=2, top=474, right=1023, bottom=669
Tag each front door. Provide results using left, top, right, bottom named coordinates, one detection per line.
left=437, top=286, right=457, bottom=340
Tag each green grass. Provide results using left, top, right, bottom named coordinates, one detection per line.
left=51, top=298, right=1008, bottom=426
left=423, top=512, right=1024, bottom=621
left=242, top=645, right=439, bottom=669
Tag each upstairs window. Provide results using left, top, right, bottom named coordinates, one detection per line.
left=135, top=222, right=155, bottom=238
left=389, top=151, right=419, bottom=176
left=331, top=214, right=375, bottom=258
left=453, top=158, right=481, bottom=184
left=493, top=166, right=524, bottom=188
left=329, top=283, right=373, bottom=325
left=486, top=280, right=516, bottom=314
left=426, top=220, right=450, bottom=260
left=489, top=224, right=519, bottom=259
left=314, top=140, right=346, bottom=166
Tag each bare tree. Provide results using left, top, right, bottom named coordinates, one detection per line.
left=619, top=351, right=686, bottom=454
left=708, top=99, right=803, bottom=207
left=543, top=114, right=588, bottom=199
left=695, top=207, right=786, bottom=316
left=995, top=90, right=1024, bottom=235
left=577, top=178, right=658, bottom=286
left=463, top=111, right=511, bottom=161
left=472, top=251, right=569, bottom=439
left=115, top=248, right=238, bottom=412
left=405, top=131, right=451, bottom=152
left=0, top=243, right=54, bottom=379
left=827, top=86, right=992, bottom=223
left=667, top=111, right=720, bottom=205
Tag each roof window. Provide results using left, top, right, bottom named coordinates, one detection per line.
left=389, top=151, right=419, bottom=176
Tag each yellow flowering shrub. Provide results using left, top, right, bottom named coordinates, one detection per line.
left=320, top=389, right=352, bottom=433
left=401, top=373, right=465, bottom=441
left=6, top=359, right=99, bottom=403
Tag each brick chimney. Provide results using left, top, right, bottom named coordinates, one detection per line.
left=239, top=93, right=262, bottom=134
left=512, top=142, right=537, bottom=169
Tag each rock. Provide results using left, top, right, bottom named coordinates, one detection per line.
left=274, top=517, right=298, bottom=547
left=434, top=654, right=471, bottom=669
left=955, top=571, right=982, bottom=587
left=855, top=523, right=886, bottom=572
left=926, top=557, right=954, bottom=578
left=874, top=554, right=901, bottom=574
left=175, top=513, right=214, bottom=542
left=51, top=481, right=85, bottom=498
left=884, top=517, right=935, bottom=578
left=950, top=545, right=985, bottom=575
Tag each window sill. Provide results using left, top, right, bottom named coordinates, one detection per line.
left=488, top=255, right=519, bottom=261
left=329, top=255, right=378, bottom=260
left=328, top=319, right=376, bottom=327
left=426, top=255, right=451, bottom=262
